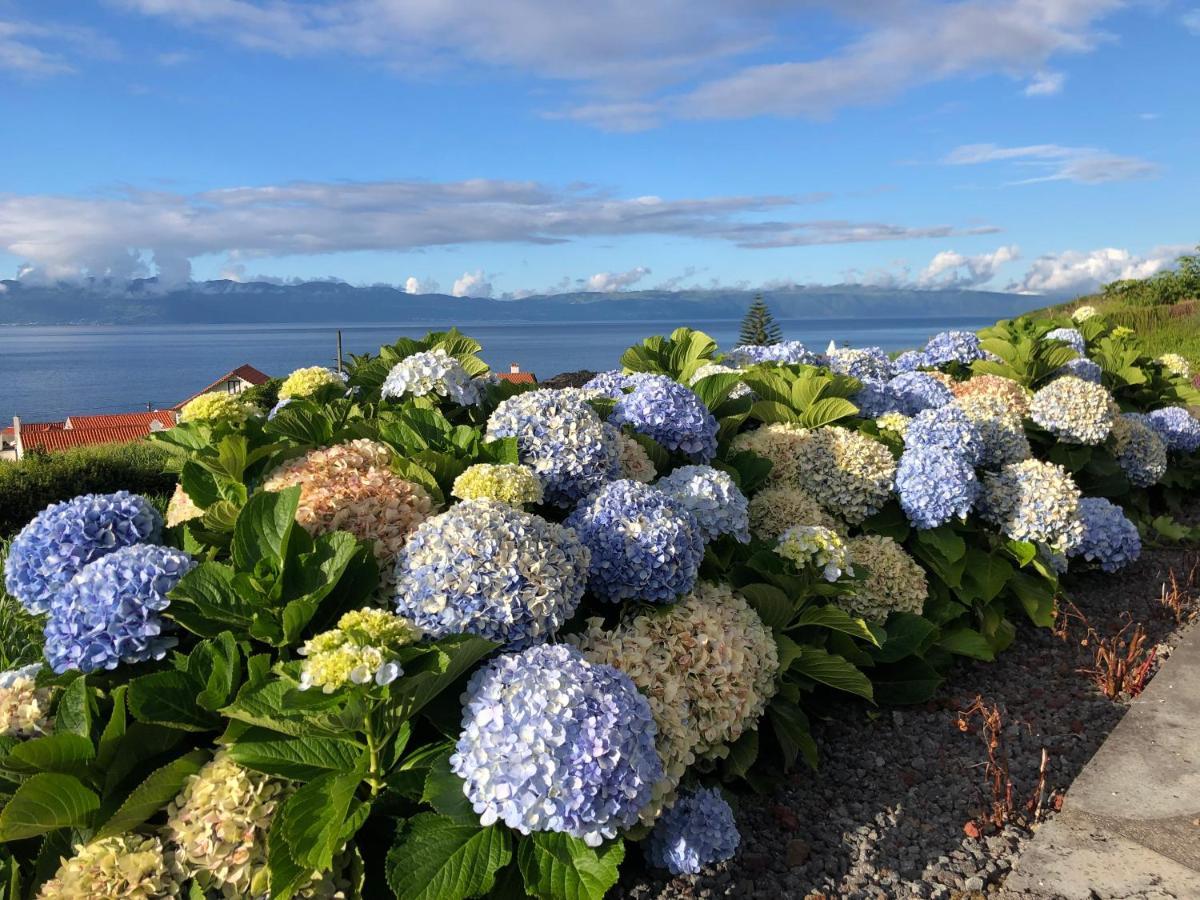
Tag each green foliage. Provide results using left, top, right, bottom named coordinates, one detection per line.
left=738, top=294, right=783, bottom=346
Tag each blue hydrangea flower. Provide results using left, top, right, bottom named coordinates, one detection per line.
left=886, top=372, right=953, bottom=416
left=645, top=786, right=740, bottom=875
left=853, top=379, right=897, bottom=418
left=1056, top=357, right=1102, bottom=383
left=895, top=447, right=979, bottom=529
left=4, top=492, right=163, bottom=615
left=827, top=347, right=895, bottom=381
left=581, top=370, right=658, bottom=398
left=724, top=341, right=818, bottom=367
left=610, top=376, right=718, bottom=462
left=565, top=479, right=705, bottom=603
left=893, top=350, right=929, bottom=373
left=266, top=397, right=292, bottom=420
left=904, top=406, right=985, bottom=466
left=923, top=331, right=985, bottom=366
left=486, top=389, right=621, bottom=506
left=450, top=643, right=662, bottom=847
left=1070, top=497, right=1141, bottom=573
left=393, top=500, right=590, bottom=647
left=654, top=465, right=750, bottom=543
left=1141, top=407, right=1200, bottom=454
left=43, top=544, right=195, bottom=674
left=1044, top=327, right=1086, bottom=354
left=381, top=348, right=480, bottom=405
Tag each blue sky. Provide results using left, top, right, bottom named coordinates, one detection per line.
left=0, top=0, right=1197, bottom=298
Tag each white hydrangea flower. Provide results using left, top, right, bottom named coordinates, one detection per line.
left=776, top=525, right=853, bottom=581
left=381, top=348, right=480, bottom=405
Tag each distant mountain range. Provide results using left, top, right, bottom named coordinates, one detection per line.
left=0, top=278, right=1040, bottom=325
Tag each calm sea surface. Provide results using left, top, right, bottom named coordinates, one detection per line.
left=0, top=316, right=994, bottom=421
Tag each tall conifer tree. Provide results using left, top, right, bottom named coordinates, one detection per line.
left=739, top=295, right=783, bottom=345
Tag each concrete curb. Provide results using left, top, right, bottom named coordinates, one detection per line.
left=1006, top=624, right=1200, bottom=898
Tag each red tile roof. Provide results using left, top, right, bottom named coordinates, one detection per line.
left=68, top=410, right=177, bottom=430
left=21, top=425, right=154, bottom=453
left=2, top=420, right=64, bottom=441
left=497, top=372, right=537, bottom=384
left=173, top=364, right=272, bottom=410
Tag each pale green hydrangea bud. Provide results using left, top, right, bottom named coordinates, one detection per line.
left=451, top=463, right=544, bottom=506
left=775, top=525, right=853, bottom=582
left=38, top=834, right=180, bottom=899
left=299, top=608, right=420, bottom=692
left=280, top=366, right=344, bottom=399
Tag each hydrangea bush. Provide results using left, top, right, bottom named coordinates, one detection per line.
left=1, top=312, right=1197, bottom=898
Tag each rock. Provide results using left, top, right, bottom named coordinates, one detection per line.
left=786, top=839, right=811, bottom=867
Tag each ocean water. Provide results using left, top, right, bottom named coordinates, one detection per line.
left=0, top=316, right=994, bottom=422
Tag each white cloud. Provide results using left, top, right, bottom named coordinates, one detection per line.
left=452, top=270, right=493, bottom=298
left=0, top=178, right=992, bottom=282
left=944, top=143, right=1159, bottom=184
left=1012, top=244, right=1192, bottom=294
left=403, top=276, right=424, bottom=294
left=918, top=245, right=1019, bottom=288
left=0, top=19, right=118, bottom=75
left=1183, top=9, right=1200, bottom=35
left=585, top=266, right=651, bottom=292
left=1024, top=70, right=1065, bottom=96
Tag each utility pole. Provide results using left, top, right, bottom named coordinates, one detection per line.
left=336, top=330, right=344, bottom=374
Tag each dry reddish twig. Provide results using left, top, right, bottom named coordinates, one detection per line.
left=1158, top=563, right=1198, bottom=626
left=1079, top=616, right=1154, bottom=700
left=955, top=696, right=1050, bottom=832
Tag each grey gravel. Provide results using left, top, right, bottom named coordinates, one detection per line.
left=614, top=541, right=1200, bottom=900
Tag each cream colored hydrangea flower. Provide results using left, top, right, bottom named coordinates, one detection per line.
left=165, top=752, right=289, bottom=896
left=776, top=525, right=852, bottom=581
left=844, top=535, right=927, bottom=622
left=262, top=439, right=435, bottom=590
left=875, top=411, right=910, bottom=436
left=1158, top=353, right=1191, bottom=379
left=0, top=664, right=52, bottom=738
left=179, top=391, right=255, bottom=425
left=747, top=484, right=841, bottom=541
left=615, top=431, right=657, bottom=483
left=953, top=393, right=1030, bottom=467
left=38, top=834, right=180, bottom=899
left=793, top=427, right=896, bottom=525
left=574, top=582, right=778, bottom=822
left=165, top=483, right=203, bottom=527
left=1029, top=376, right=1116, bottom=445
left=299, top=608, right=420, bottom=692
left=731, top=423, right=809, bottom=484
left=451, top=463, right=543, bottom=506
left=950, top=374, right=1030, bottom=417
left=1072, top=305, right=1097, bottom=322
left=280, top=366, right=343, bottom=399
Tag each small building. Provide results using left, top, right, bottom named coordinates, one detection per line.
left=2, top=410, right=179, bottom=461
left=496, top=362, right=537, bottom=385
left=172, top=364, right=271, bottom=411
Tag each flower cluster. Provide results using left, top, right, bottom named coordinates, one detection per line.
left=950, top=374, right=1030, bottom=416
left=904, top=405, right=985, bottom=465
left=0, top=664, right=52, bottom=738
left=844, top=535, right=928, bottom=621
left=614, top=430, right=657, bottom=482
left=4, top=491, right=162, bottom=614
left=299, top=608, right=420, bottom=692
left=1056, top=357, right=1103, bottom=384
left=794, top=427, right=897, bottom=524
left=730, top=422, right=810, bottom=484
left=1142, top=406, right=1200, bottom=454
left=610, top=375, right=719, bottom=462
left=954, top=393, right=1030, bottom=468
left=1072, top=305, right=1097, bottom=322
left=394, top=500, right=589, bottom=646
left=1070, top=497, right=1141, bottom=573
left=884, top=372, right=954, bottom=416
left=923, top=330, right=985, bottom=366
left=645, top=787, right=740, bottom=875
left=486, top=389, right=622, bottom=506
left=1029, top=376, right=1115, bottom=445
left=279, top=365, right=345, bottom=399
left=827, top=346, right=895, bottom=381
left=1044, top=327, right=1086, bottom=354
left=165, top=483, right=203, bottom=527
left=451, top=463, right=544, bottom=506
left=1158, top=353, right=1191, bottom=379
left=380, top=348, right=480, bottom=405
left=451, top=643, right=662, bottom=846
left=582, top=370, right=647, bottom=397
left=1109, top=414, right=1168, bottom=487
left=574, top=583, right=777, bottom=817
left=979, top=460, right=1084, bottom=554
left=263, top=439, right=434, bottom=588
left=724, top=341, right=818, bottom=367
left=166, top=753, right=288, bottom=897
left=44, top=544, right=195, bottom=674
left=852, top=379, right=898, bottom=418
left=654, top=465, right=750, bottom=543
left=565, top=480, right=704, bottom=603
left=37, top=834, right=181, bottom=900
left=892, top=349, right=928, bottom=372
left=775, top=525, right=852, bottom=581
left=179, top=391, right=254, bottom=424
left=895, top=447, right=979, bottom=530
left=746, top=483, right=841, bottom=540
left=875, top=411, right=910, bottom=436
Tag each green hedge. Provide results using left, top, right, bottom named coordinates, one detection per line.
left=0, top=441, right=175, bottom=536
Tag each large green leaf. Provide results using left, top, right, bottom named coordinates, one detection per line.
left=0, top=774, right=99, bottom=841
left=421, top=749, right=479, bottom=825
left=767, top=699, right=817, bottom=771
left=938, top=627, right=996, bottom=661
left=737, top=583, right=793, bottom=630
left=386, top=813, right=512, bottom=900
left=227, top=728, right=364, bottom=780
left=233, top=486, right=300, bottom=573
left=128, top=670, right=219, bottom=732
left=874, top=612, right=937, bottom=663
left=95, top=749, right=209, bottom=839
left=390, top=636, right=497, bottom=722
left=7, top=733, right=95, bottom=774
left=870, top=658, right=943, bottom=705
left=168, top=562, right=259, bottom=637
left=54, top=676, right=92, bottom=739
left=275, top=771, right=362, bottom=872
left=790, top=647, right=873, bottom=700
left=797, top=397, right=858, bottom=428
left=792, top=605, right=881, bottom=646
left=517, top=833, right=624, bottom=900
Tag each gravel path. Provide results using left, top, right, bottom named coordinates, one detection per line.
left=616, top=541, right=1200, bottom=900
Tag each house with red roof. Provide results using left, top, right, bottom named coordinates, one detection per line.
left=496, top=363, right=536, bottom=385
left=172, top=364, right=271, bottom=411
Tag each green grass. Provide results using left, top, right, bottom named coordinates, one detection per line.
left=1041, top=294, right=1200, bottom=366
